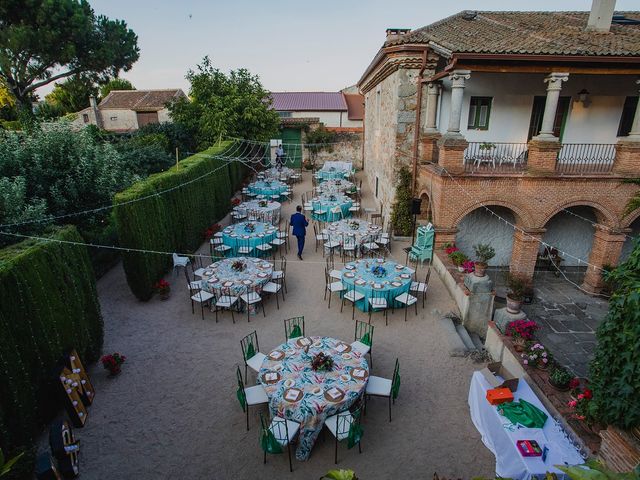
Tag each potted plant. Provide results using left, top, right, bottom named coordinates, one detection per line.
left=567, top=386, right=594, bottom=423
left=505, top=273, right=528, bottom=313
left=505, top=319, right=539, bottom=352
left=461, top=259, right=475, bottom=274
left=153, top=279, right=171, bottom=300
left=449, top=251, right=468, bottom=272
left=521, top=342, right=551, bottom=370
left=473, top=243, right=495, bottom=277
left=100, top=352, right=126, bottom=377
left=549, top=366, right=573, bottom=391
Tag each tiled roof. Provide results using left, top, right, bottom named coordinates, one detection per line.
left=385, top=11, right=640, bottom=56
left=99, top=89, right=186, bottom=111
left=270, top=92, right=347, bottom=111
left=343, top=93, right=364, bottom=121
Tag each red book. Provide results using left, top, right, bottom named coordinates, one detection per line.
left=516, top=440, right=543, bottom=457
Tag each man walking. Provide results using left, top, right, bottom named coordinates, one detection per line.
left=290, top=205, right=309, bottom=260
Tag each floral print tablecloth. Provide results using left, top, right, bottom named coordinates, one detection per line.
left=316, top=179, right=355, bottom=195
left=340, top=259, right=414, bottom=312
left=234, top=200, right=281, bottom=225
left=263, top=167, right=295, bottom=181
left=199, top=256, right=273, bottom=296
left=259, top=336, right=369, bottom=460
left=323, top=219, right=382, bottom=253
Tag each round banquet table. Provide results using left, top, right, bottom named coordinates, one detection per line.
left=263, top=166, right=295, bottom=181
left=234, top=200, right=281, bottom=225
left=316, top=169, right=350, bottom=182
left=316, top=179, right=355, bottom=195
left=259, top=336, right=369, bottom=460
left=221, top=221, right=277, bottom=254
left=248, top=180, right=287, bottom=198
left=340, top=259, right=414, bottom=312
left=199, top=256, right=273, bottom=298
left=311, top=194, right=353, bottom=222
left=323, top=219, right=382, bottom=254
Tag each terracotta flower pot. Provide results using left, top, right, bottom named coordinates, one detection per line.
left=474, top=262, right=488, bottom=277
left=506, top=295, right=523, bottom=314
left=536, top=361, right=549, bottom=371
left=512, top=337, right=526, bottom=352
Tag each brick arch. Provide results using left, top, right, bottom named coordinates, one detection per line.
left=539, top=200, right=619, bottom=229
left=450, top=199, right=535, bottom=229
left=622, top=207, right=640, bottom=229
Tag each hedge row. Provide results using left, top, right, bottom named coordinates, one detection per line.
left=114, top=141, right=248, bottom=300
left=0, top=226, right=103, bottom=453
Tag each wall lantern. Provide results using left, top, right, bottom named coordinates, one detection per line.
left=577, top=88, right=591, bottom=108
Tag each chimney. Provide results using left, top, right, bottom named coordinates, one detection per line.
left=89, top=96, right=103, bottom=129
left=586, top=0, right=616, bottom=32
left=385, top=28, right=411, bottom=41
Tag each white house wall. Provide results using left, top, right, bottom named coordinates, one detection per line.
left=436, top=73, right=636, bottom=144
left=290, top=111, right=361, bottom=128
left=157, top=108, right=172, bottom=123
left=101, top=109, right=138, bottom=131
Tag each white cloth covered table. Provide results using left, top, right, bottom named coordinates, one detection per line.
left=322, top=161, right=352, bottom=172
left=469, top=371, right=584, bottom=480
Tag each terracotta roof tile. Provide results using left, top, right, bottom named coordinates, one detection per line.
left=99, top=89, right=185, bottom=111
left=385, top=11, right=640, bottom=57
left=270, top=92, right=347, bottom=111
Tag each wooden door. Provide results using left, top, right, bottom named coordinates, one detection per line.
left=527, top=96, right=571, bottom=141
left=136, top=111, right=159, bottom=128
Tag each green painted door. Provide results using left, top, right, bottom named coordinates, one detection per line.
left=279, top=128, right=303, bottom=167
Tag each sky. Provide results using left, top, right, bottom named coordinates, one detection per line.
left=37, top=0, right=639, bottom=97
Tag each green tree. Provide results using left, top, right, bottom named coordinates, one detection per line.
left=0, top=0, right=139, bottom=109
left=45, top=74, right=98, bottom=114
left=100, top=77, right=135, bottom=98
left=169, top=56, right=279, bottom=149
left=390, top=166, right=414, bottom=236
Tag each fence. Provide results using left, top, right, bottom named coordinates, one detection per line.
left=556, top=143, right=616, bottom=174
left=463, top=142, right=529, bottom=173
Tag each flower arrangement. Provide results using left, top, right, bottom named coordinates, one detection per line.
left=371, top=265, right=387, bottom=278
left=263, top=180, right=271, bottom=187
left=549, top=366, right=573, bottom=391
left=204, top=223, right=221, bottom=240
left=349, top=220, right=360, bottom=230
left=101, top=352, right=126, bottom=376
left=521, top=342, right=551, bottom=369
left=244, top=223, right=256, bottom=233
left=444, top=243, right=458, bottom=255
left=231, top=197, right=241, bottom=207
left=328, top=166, right=336, bottom=172
left=328, top=194, right=337, bottom=202
left=505, top=319, right=539, bottom=341
left=567, top=382, right=593, bottom=421
left=153, top=279, right=170, bottom=299
left=461, top=260, right=475, bottom=273
left=231, top=260, right=246, bottom=272
left=449, top=251, right=468, bottom=267
left=258, top=199, right=268, bottom=207
left=311, top=352, right=334, bottom=372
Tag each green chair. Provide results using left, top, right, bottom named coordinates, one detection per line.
left=350, top=320, right=374, bottom=368
left=408, top=225, right=434, bottom=265
left=236, top=366, right=268, bottom=430
left=284, top=316, right=305, bottom=341
left=365, top=358, right=400, bottom=422
left=324, top=406, right=363, bottom=464
left=240, top=331, right=267, bottom=383
left=259, top=413, right=300, bottom=472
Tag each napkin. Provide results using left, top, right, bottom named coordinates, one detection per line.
left=265, top=372, right=277, bottom=381
left=285, top=389, right=299, bottom=401
left=327, top=388, right=341, bottom=399
left=300, top=338, right=311, bottom=346
left=270, top=351, right=283, bottom=360
left=335, top=344, right=348, bottom=353
left=352, top=369, right=365, bottom=378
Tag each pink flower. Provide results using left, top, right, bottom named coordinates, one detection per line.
left=542, top=358, right=548, bottom=363
left=577, top=393, right=584, bottom=400
left=523, top=359, right=528, bottom=365
left=567, top=400, right=577, bottom=408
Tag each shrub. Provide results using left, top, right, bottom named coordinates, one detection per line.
left=114, top=141, right=246, bottom=300
left=390, top=166, right=413, bottom=236
left=0, top=226, right=103, bottom=455
left=473, top=243, right=495, bottom=264
left=449, top=251, right=467, bottom=266
left=505, top=273, right=529, bottom=300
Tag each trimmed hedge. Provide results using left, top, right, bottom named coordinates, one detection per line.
left=0, top=226, right=103, bottom=453
left=114, top=141, right=247, bottom=300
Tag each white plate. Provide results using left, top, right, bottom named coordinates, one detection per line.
left=343, top=272, right=355, bottom=278
left=400, top=273, right=410, bottom=279
left=284, top=378, right=295, bottom=388
left=345, top=264, right=356, bottom=270
left=341, top=353, right=352, bottom=360
left=340, top=374, right=350, bottom=382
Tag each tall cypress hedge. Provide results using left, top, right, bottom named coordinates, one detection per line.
left=114, top=141, right=248, bottom=300
left=0, top=226, right=103, bottom=453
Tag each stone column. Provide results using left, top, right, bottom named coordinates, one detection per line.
left=535, top=72, right=569, bottom=140
left=509, top=229, right=546, bottom=281
left=582, top=227, right=627, bottom=294
left=424, top=82, right=440, bottom=133
left=446, top=70, right=471, bottom=135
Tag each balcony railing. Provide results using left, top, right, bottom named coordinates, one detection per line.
left=463, top=142, right=529, bottom=173
left=555, top=143, right=616, bottom=174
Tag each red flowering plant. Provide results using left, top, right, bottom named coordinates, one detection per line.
left=462, top=259, right=475, bottom=273
left=567, top=381, right=594, bottom=422
left=204, top=223, right=222, bottom=240
left=505, top=319, right=539, bottom=340
left=445, top=244, right=459, bottom=255
left=231, top=197, right=241, bottom=207
left=153, top=279, right=170, bottom=295
left=100, top=353, right=126, bottom=376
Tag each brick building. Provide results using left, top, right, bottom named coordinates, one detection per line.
left=357, top=2, right=640, bottom=293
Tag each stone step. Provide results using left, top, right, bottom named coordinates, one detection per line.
left=455, top=324, right=477, bottom=352
left=469, top=332, right=485, bottom=351
left=438, top=317, right=469, bottom=357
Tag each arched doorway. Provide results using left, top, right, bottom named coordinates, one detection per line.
left=418, top=192, right=431, bottom=221
left=620, top=217, right=640, bottom=261
left=455, top=206, right=516, bottom=266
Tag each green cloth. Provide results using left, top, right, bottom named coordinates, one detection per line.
left=236, top=386, right=246, bottom=410
left=347, top=421, right=363, bottom=449
left=497, top=399, right=548, bottom=428
left=260, top=428, right=283, bottom=454
left=392, top=371, right=401, bottom=400
left=289, top=324, right=302, bottom=339
left=360, top=332, right=371, bottom=346
left=245, top=342, right=255, bottom=360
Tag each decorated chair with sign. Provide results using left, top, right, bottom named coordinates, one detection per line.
left=324, top=405, right=363, bottom=464
left=350, top=320, right=374, bottom=368
left=240, top=330, right=267, bottom=382
left=259, top=413, right=300, bottom=472
left=408, top=224, right=434, bottom=266
left=236, top=366, right=268, bottom=431
left=365, top=358, right=401, bottom=422
left=284, top=316, right=305, bottom=341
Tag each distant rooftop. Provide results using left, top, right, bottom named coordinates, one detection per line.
left=270, top=92, right=347, bottom=111
left=99, top=89, right=186, bottom=111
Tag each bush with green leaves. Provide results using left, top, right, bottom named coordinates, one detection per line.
left=0, top=226, right=103, bottom=456
left=114, top=141, right=247, bottom=300
left=588, top=238, right=640, bottom=429
left=390, top=166, right=413, bottom=236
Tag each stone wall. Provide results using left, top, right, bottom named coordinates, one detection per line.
left=303, top=132, right=363, bottom=169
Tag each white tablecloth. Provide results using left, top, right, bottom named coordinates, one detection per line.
left=469, top=371, right=584, bottom=480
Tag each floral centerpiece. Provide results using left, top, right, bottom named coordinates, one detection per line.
left=311, top=352, right=334, bottom=372
left=153, top=279, right=171, bottom=300
left=231, top=197, right=241, bottom=207
left=328, top=166, right=336, bottom=172
left=244, top=222, right=256, bottom=233
left=101, top=352, right=126, bottom=376
left=505, top=319, right=539, bottom=351
left=521, top=342, right=551, bottom=369
left=328, top=194, right=337, bottom=202
left=349, top=220, right=360, bottom=230
left=371, top=265, right=387, bottom=278
left=258, top=199, right=268, bottom=207
left=231, top=260, right=246, bottom=272
left=263, top=180, right=271, bottom=187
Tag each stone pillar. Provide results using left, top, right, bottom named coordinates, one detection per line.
left=446, top=70, right=471, bottom=135
left=434, top=227, right=457, bottom=249
left=463, top=274, right=495, bottom=337
left=527, top=138, right=561, bottom=175
left=509, top=229, right=546, bottom=281
left=582, top=227, right=627, bottom=294
left=534, top=72, right=569, bottom=140
left=424, top=82, right=440, bottom=133
left=437, top=134, right=467, bottom=174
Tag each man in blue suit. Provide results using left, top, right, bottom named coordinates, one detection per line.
left=290, top=205, right=309, bottom=260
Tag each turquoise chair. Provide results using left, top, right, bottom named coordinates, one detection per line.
left=408, top=225, right=434, bottom=266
